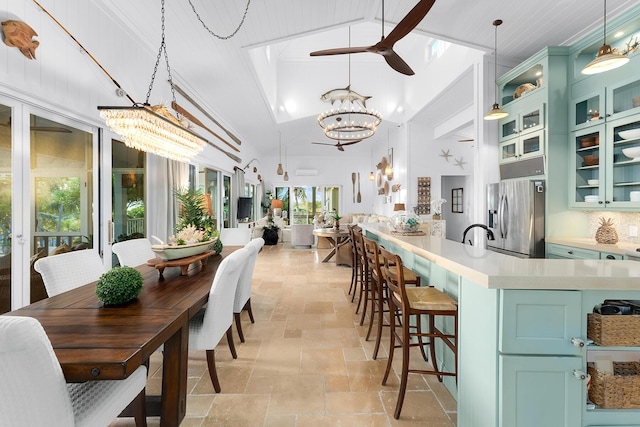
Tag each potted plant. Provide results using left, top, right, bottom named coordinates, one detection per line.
left=95, top=266, right=143, bottom=306
left=332, top=213, right=342, bottom=230
left=263, top=218, right=280, bottom=245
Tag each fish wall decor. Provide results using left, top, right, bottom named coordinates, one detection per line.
left=2, top=20, right=39, bottom=59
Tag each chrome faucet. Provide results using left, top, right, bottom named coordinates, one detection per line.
left=461, top=224, right=495, bottom=245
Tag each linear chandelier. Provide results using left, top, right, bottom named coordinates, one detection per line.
left=98, top=0, right=206, bottom=162
left=98, top=105, right=205, bottom=162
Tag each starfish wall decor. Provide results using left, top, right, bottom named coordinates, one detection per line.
left=455, top=157, right=466, bottom=169
left=439, top=149, right=453, bottom=162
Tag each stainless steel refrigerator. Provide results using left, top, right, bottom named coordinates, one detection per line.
left=486, top=180, right=545, bottom=258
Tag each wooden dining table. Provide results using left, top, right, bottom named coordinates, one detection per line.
left=312, top=227, right=350, bottom=262
left=3, top=249, right=233, bottom=427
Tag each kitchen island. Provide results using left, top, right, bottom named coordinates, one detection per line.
left=361, top=223, right=640, bottom=427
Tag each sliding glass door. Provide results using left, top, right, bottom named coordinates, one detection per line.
left=0, top=100, right=98, bottom=313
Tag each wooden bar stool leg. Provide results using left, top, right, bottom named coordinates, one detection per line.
left=394, top=312, right=412, bottom=420
left=382, top=301, right=397, bottom=385
left=372, top=283, right=386, bottom=360
left=365, top=276, right=378, bottom=341
left=428, top=314, right=441, bottom=382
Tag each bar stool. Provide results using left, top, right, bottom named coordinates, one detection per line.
left=346, top=225, right=361, bottom=300
left=378, top=246, right=458, bottom=419
left=352, top=228, right=372, bottom=324
left=361, top=236, right=423, bottom=360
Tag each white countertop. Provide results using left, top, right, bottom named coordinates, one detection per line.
left=361, top=223, right=640, bottom=291
left=545, top=237, right=639, bottom=256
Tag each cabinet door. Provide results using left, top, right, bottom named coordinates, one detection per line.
left=570, top=127, right=606, bottom=207
left=571, top=89, right=605, bottom=131
left=500, top=289, right=583, bottom=355
left=520, top=129, right=544, bottom=160
left=500, top=355, right=582, bottom=427
left=499, top=139, right=519, bottom=163
left=605, top=116, right=640, bottom=208
left=606, top=75, right=640, bottom=122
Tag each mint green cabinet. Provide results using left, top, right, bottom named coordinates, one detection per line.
left=570, top=114, right=640, bottom=209
left=500, top=290, right=583, bottom=355
left=570, top=89, right=605, bottom=131
left=546, top=243, right=600, bottom=259
left=500, top=355, right=583, bottom=427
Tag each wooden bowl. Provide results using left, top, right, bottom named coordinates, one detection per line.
left=580, top=136, right=599, bottom=148
left=583, top=154, right=599, bottom=166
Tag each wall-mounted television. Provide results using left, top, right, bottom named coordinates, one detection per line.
left=237, top=197, right=252, bottom=220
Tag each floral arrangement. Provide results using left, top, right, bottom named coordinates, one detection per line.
left=169, top=224, right=208, bottom=246
left=431, top=198, right=447, bottom=215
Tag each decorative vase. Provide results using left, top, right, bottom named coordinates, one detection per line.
left=263, top=228, right=279, bottom=245
left=391, top=210, right=421, bottom=233
left=595, top=217, right=618, bottom=244
left=333, top=220, right=340, bottom=231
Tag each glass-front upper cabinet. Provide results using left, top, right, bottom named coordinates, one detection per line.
left=570, top=116, right=640, bottom=209
left=499, top=129, right=544, bottom=164
left=499, top=100, right=545, bottom=143
left=607, top=117, right=640, bottom=208
left=608, top=76, right=640, bottom=121
left=570, top=89, right=605, bottom=131
left=570, top=127, right=604, bottom=207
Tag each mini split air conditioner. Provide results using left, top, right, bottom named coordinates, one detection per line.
left=295, top=169, right=318, bottom=176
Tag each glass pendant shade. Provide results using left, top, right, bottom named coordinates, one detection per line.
left=369, top=171, right=374, bottom=181
left=484, top=103, right=509, bottom=120
left=277, top=163, right=283, bottom=175
left=484, top=19, right=509, bottom=121
left=582, top=0, right=629, bottom=75
left=582, top=44, right=629, bottom=75
left=284, top=171, right=289, bottom=181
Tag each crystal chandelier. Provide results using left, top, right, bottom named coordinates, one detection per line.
left=99, top=105, right=205, bottom=162
left=98, top=0, right=206, bottom=162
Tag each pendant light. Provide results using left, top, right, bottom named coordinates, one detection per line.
left=369, top=147, right=374, bottom=181
left=385, top=129, right=393, bottom=180
left=276, top=132, right=283, bottom=175
left=484, top=19, right=509, bottom=121
left=582, top=0, right=629, bottom=75
left=283, top=145, right=289, bottom=181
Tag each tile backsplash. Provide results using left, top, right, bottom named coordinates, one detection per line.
left=587, top=212, right=640, bottom=244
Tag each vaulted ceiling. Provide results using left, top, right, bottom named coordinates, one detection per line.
left=94, top=0, right=639, bottom=158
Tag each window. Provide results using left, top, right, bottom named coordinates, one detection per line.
left=287, top=186, right=340, bottom=224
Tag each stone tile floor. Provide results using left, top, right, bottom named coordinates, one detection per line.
left=111, top=243, right=456, bottom=426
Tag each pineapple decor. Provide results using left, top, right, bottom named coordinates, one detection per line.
left=595, top=217, right=618, bottom=244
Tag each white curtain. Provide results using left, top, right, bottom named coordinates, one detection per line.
left=146, top=155, right=189, bottom=242
left=230, top=168, right=245, bottom=228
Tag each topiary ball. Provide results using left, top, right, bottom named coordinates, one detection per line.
left=212, top=238, right=223, bottom=255
left=96, top=266, right=144, bottom=306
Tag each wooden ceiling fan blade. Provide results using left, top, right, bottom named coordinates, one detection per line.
left=382, top=0, right=436, bottom=47
left=312, top=142, right=335, bottom=146
left=310, top=46, right=370, bottom=56
left=383, top=51, right=414, bottom=75
left=339, top=140, right=362, bottom=147
left=337, top=145, right=345, bottom=151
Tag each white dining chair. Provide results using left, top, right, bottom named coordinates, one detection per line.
left=189, top=247, right=249, bottom=393
left=234, top=237, right=265, bottom=342
left=112, top=238, right=157, bottom=267
left=219, top=228, right=252, bottom=246
left=34, top=249, right=106, bottom=297
left=0, top=315, right=148, bottom=427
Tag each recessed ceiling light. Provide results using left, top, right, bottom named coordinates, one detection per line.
left=535, top=71, right=542, bottom=76
left=614, top=31, right=624, bottom=38
left=279, top=105, right=285, bottom=112
left=396, top=106, right=404, bottom=113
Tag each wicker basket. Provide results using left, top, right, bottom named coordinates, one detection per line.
left=588, top=362, right=640, bottom=408
left=587, top=313, right=640, bottom=346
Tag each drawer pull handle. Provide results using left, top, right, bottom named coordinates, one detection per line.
left=570, top=337, right=585, bottom=348
left=567, top=251, right=573, bottom=255
left=573, top=369, right=586, bottom=380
